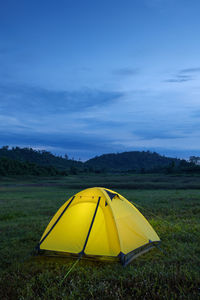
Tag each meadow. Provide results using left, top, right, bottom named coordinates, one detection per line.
left=0, top=174, right=200, bottom=299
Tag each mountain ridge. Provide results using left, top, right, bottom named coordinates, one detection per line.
left=85, top=150, right=181, bottom=171
left=0, top=146, right=190, bottom=173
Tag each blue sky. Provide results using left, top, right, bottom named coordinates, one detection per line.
left=1, top=0, right=200, bottom=160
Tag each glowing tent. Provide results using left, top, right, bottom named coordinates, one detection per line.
left=37, top=187, right=160, bottom=266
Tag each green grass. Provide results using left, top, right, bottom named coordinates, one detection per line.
left=1, top=172, right=200, bottom=189
left=0, top=175, right=200, bottom=299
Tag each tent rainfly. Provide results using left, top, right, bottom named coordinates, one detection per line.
left=37, top=187, right=160, bottom=266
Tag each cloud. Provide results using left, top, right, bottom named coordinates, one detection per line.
left=0, top=130, right=122, bottom=160
left=165, top=77, right=192, bottom=83
left=112, top=68, right=139, bottom=77
left=1, top=81, right=200, bottom=160
left=180, top=67, right=200, bottom=73
left=133, top=128, right=185, bottom=140
left=165, top=67, right=200, bottom=83
left=0, top=84, right=123, bottom=116
left=0, top=83, right=126, bottom=159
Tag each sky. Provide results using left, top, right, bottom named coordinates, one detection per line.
left=1, top=0, right=200, bottom=160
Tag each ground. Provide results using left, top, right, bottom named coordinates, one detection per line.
left=0, top=174, right=200, bottom=299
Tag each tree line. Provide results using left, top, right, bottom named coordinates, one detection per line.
left=0, top=146, right=200, bottom=176
left=0, top=157, right=67, bottom=176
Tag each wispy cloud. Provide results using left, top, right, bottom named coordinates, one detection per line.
left=112, top=68, right=139, bottom=77
left=0, top=130, right=121, bottom=160
left=164, top=67, right=200, bottom=83
left=133, top=128, right=185, bottom=140
left=1, top=80, right=200, bottom=160
left=165, top=76, right=192, bottom=83
left=180, top=67, right=200, bottom=73
left=0, top=83, right=126, bottom=159
left=0, top=84, right=123, bottom=116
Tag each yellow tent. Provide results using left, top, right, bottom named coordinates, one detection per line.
left=37, top=187, right=160, bottom=266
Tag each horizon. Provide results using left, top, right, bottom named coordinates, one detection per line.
left=1, top=0, right=200, bottom=160
left=0, top=144, right=195, bottom=162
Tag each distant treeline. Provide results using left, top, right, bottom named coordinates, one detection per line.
left=85, top=151, right=200, bottom=174
left=0, top=146, right=199, bottom=176
left=0, top=146, right=83, bottom=170
left=0, top=157, right=67, bottom=176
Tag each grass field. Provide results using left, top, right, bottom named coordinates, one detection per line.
left=0, top=174, right=200, bottom=299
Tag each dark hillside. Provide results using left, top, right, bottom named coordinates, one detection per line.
left=0, top=147, right=195, bottom=174
left=85, top=151, right=183, bottom=172
left=0, top=157, right=67, bottom=176
left=0, top=146, right=83, bottom=171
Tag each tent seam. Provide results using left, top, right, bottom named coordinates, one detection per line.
left=101, top=188, right=122, bottom=254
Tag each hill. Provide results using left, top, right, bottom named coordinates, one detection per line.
left=0, top=157, right=67, bottom=176
left=85, top=151, right=184, bottom=172
left=0, top=146, right=195, bottom=175
left=0, top=146, right=83, bottom=171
